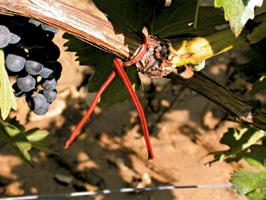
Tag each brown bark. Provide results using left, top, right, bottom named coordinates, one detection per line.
left=0, top=0, right=265, bottom=130
left=0, top=0, right=142, bottom=58
left=168, top=68, right=266, bottom=130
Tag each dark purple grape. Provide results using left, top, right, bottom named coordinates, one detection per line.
left=12, top=83, right=24, bottom=97
left=4, top=45, right=27, bottom=57
left=17, top=24, right=42, bottom=48
left=17, top=75, right=36, bottom=92
left=26, top=93, right=49, bottom=115
left=43, top=90, right=57, bottom=103
left=29, top=42, right=60, bottom=61
left=5, top=54, right=26, bottom=72
left=17, top=23, right=52, bottom=49
left=25, top=60, right=43, bottom=75
left=42, top=31, right=55, bottom=41
left=0, top=25, right=10, bottom=48
left=0, top=15, right=11, bottom=26
left=28, top=19, right=41, bottom=27
left=39, top=67, right=54, bottom=79
left=45, top=62, right=62, bottom=80
left=40, top=23, right=59, bottom=33
left=9, top=16, right=29, bottom=26
left=9, top=32, right=21, bottom=44
left=41, top=78, right=56, bottom=90
left=1, top=15, right=63, bottom=116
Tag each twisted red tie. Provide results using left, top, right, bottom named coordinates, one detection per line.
left=65, top=34, right=155, bottom=160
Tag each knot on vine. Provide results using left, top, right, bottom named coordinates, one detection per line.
left=136, top=36, right=176, bottom=78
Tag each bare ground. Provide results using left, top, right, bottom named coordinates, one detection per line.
left=0, top=1, right=248, bottom=200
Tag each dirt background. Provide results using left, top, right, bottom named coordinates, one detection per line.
left=0, top=1, right=251, bottom=199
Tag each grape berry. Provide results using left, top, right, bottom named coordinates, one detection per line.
left=5, top=54, right=26, bottom=72
left=25, top=60, right=43, bottom=75
left=27, top=93, right=50, bottom=115
left=0, top=25, right=12, bottom=48
left=43, top=90, right=57, bottom=103
left=17, top=74, right=36, bottom=92
left=1, top=15, right=61, bottom=115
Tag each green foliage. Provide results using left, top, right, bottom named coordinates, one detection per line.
left=246, top=38, right=266, bottom=76
left=210, top=126, right=266, bottom=200
left=236, top=38, right=266, bottom=85
left=0, top=119, right=51, bottom=164
left=25, top=128, right=51, bottom=151
left=211, top=127, right=265, bottom=163
left=231, top=38, right=266, bottom=99
left=231, top=170, right=266, bottom=200
left=92, top=0, right=157, bottom=32
left=0, top=49, right=17, bottom=120
left=150, top=0, right=226, bottom=38
left=63, top=34, right=140, bottom=104
left=250, top=75, right=266, bottom=94
left=214, top=0, right=264, bottom=36
left=244, top=145, right=266, bottom=169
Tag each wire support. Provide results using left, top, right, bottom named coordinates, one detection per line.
left=0, top=183, right=233, bottom=200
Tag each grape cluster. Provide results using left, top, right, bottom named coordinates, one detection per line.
left=0, top=15, right=62, bottom=115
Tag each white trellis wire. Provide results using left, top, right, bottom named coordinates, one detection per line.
left=0, top=183, right=233, bottom=200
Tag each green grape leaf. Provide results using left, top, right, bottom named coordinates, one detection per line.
left=0, top=119, right=32, bottom=164
left=25, top=129, right=51, bottom=151
left=92, top=0, right=156, bottom=32
left=0, top=119, right=51, bottom=164
left=236, top=38, right=266, bottom=83
left=231, top=169, right=266, bottom=200
left=101, top=66, right=140, bottom=104
left=0, top=49, right=17, bottom=120
left=250, top=75, right=266, bottom=94
left=220, top=127, right=264, bottom=150
left=210, top=127, right=265, bottom=163
left=214, top=0, right=264, bottom=37
left=244, top=145, right=266, bottom=169
left=150, top=0, right=226, bottom=38
left=63, top=33, right=140, bottom=104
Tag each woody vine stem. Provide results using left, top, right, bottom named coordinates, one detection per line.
left=0, top=1, right=266, bottom=136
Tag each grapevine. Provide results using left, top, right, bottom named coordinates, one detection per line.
left=0, top=0, right=265, bottom=200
